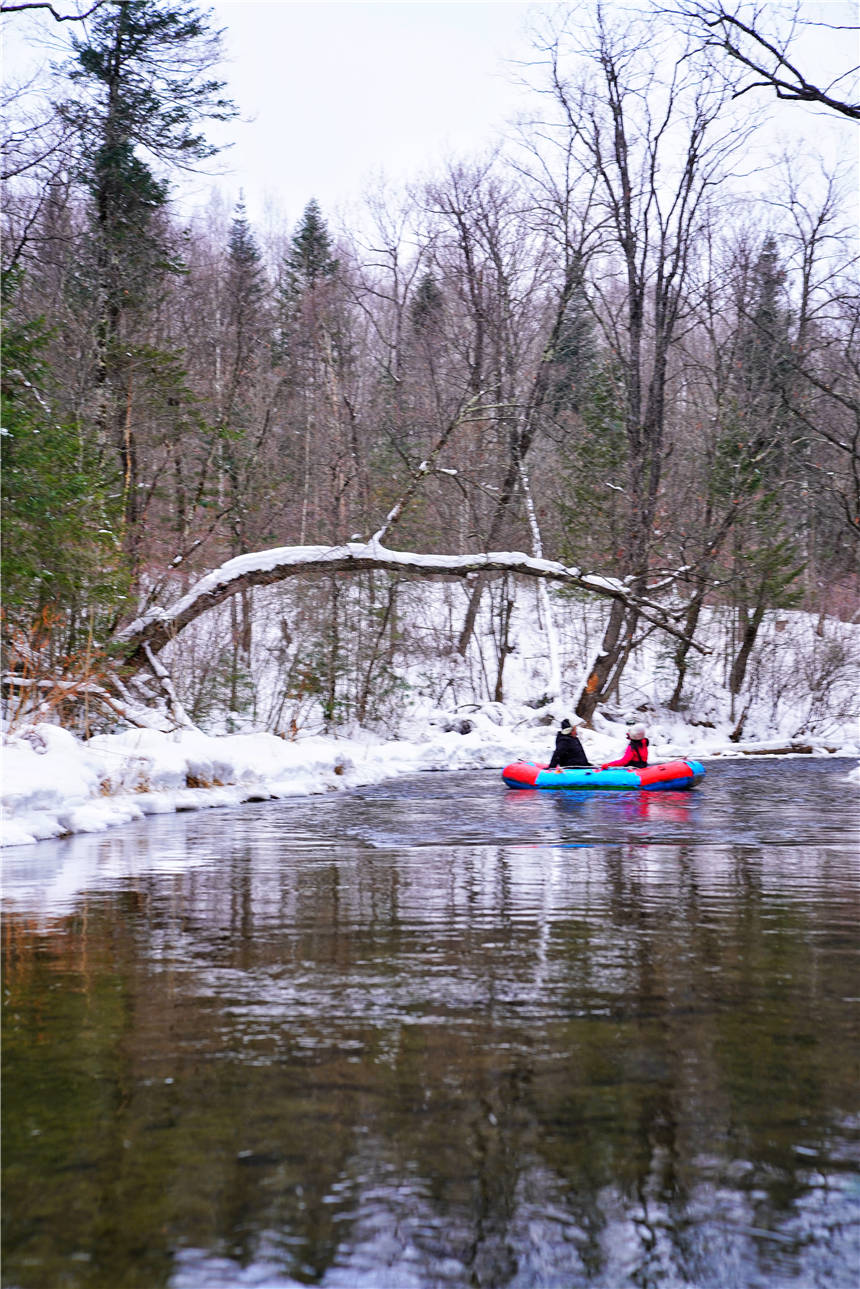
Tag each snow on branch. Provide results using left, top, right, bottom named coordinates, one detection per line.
left=117, top=539, right=705, bottom=665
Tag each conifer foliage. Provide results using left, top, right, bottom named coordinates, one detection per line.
left=1, top=277, right=123, bottom=642
left=59, top=0, right=237, bottom=575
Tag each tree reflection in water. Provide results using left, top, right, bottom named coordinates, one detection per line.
left=3, top=760, right=859, bottom=1288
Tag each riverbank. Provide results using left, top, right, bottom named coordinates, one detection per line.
left=3, top=704, right=858, bottom=849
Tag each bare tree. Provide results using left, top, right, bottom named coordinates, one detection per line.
left=528, top=4, right=755, bottom=721
left=674, top=1, right=860, bottom=120
left=663, top=147, right=859, bottom=712
left=1, top=14, right=79, bottom=272
left=413, top=158, right=600, bottom=661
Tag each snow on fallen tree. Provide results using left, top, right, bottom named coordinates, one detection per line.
left=117, top=538, right=704, bottom=666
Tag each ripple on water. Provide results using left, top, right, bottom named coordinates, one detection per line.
left=2, top=758, right=859, bottom=1289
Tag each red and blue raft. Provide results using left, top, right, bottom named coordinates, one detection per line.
left=502, top=759, right=705, bottom=792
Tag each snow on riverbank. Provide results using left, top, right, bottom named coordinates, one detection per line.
left=3, top=704, right=858, bottom=850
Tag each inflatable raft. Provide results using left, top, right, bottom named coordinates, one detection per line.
left=502, top=759, right=705, bottom=792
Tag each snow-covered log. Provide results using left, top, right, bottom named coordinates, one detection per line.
left=117, top=539, right=702, bottom=665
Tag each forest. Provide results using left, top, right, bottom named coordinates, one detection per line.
left=2, top=0, right=858, bottom=741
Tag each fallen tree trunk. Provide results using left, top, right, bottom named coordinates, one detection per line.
left=116, top=538, right=704, bottom=667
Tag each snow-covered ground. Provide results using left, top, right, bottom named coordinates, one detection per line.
left=3, top=699, right=857, bottom=850
left=3, top=583, right=859, bottom=849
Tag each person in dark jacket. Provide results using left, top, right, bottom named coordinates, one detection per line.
left=600, top=723, right=649, bottom=769
left=548, top=718, right=591, bottom=770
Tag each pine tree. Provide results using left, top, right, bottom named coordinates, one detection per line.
left=556, top=358, right=627, bottom=568
left=226, top=197, right=266, bottom=330
left=218, top=198, right=270, bottom=549
left=221, top=196, right=267, bottom=423
left=1, top=277, right=124, bottom=646
left=274, top=199, right=339, bottom=367
left=281, top=199, right=338, bottom=300
left=62, top=0, right=236, bottom=324
left=273, top=199, right=357, bottom=543
left=547, top=268, right=597, bottom=418
left=737, top=236, right=792, bottom=450
left=58, top=0, right=236, bottom=570
left=723, top=236, right=804, bottom=697
left=409, top=271, right=444, bottom=333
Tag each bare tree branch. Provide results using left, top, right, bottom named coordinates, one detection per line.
left=675, top=1, right=860, bottom=120
left=0, top=1, right=107, bottom=21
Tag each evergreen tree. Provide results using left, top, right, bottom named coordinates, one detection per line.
left=409, top=270, right=444, bottom=333
left=1, top=278, right=124, bottom=646
left=226, top=197, right=266, bottom=332
left=281, top=198, right=338, bottom=300
left=736, top=236, right=793, bottom=452
left=273, top=199, right=358, bottom=543
left=63, top=1, right=236, bottom=184
left=274, top=199, right=339, bottom=364
left=555, top=358, right=627, bottom=568
left=221, top=196, right=267, bottom=429
left=62, top=0, right=235, bottom=324
left=547, top=268, right=597, bottom=418
left=722, top=236, right=804, bottom=696
left=58, top=0, right=236, bottom=570
left=218, top=197, right=270, bottom=551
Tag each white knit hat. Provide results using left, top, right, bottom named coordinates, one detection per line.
left=627, top=723, right=646, bottom=740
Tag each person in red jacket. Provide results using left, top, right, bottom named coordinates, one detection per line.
left=600, top=724, right=649, bottom=769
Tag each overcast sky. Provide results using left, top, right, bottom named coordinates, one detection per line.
left=182, top=0, right=860, bottom=234
left=198, top=1, right=537, bottom=226
left=4, top=0, right=857, bottom=236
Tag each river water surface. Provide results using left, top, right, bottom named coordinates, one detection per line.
left=3, top=758, right=859, bottom=1288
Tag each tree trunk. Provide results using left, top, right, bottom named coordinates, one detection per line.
left=456, top=256, right=587, bottom=657
left=323, top=575, right=340, bottom=731
left=493, top=586, right=515, bottom=703
left=456, top=451, right=524, bottom=655
left=357, top=579, right=398, bottom=725
left=668, top=582, right=708, bottom=710
left=117, top=539, right=705, bottom=669
left=729, top=597, right=767, bottom=697
left=574, top=599, right=628, bottom=723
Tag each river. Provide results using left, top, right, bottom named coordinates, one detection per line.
left=3, top=757, right=859, bottom=1288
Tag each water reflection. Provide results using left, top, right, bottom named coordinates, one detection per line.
left=3, top=761, right=860, bottom=1288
